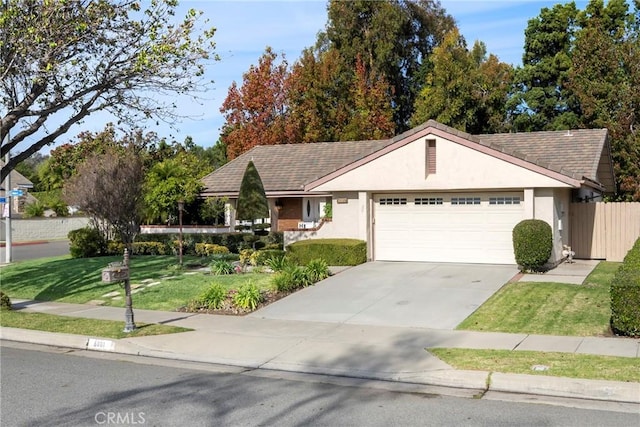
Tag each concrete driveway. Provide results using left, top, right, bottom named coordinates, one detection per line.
left=250, top=262, right=518, bottom=330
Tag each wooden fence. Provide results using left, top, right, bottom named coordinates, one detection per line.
left=570, top=202, right=640, bottom=262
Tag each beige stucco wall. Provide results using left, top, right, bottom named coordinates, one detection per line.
left=533, top=188, right=571, bottom=263
left=283, top=192, right=361, bottom=246
left=313, top=135, right=572, bottom=192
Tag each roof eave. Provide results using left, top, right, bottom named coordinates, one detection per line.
left=305, top=124, right=585, bottom=191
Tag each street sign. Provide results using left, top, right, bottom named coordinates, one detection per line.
left=9, top=189, right=23, bottom=197
left=0, top=197, right=5, bottom=203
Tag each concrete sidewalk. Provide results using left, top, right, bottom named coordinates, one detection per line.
left=2, top=299, right=639, bottom=407
left=519, top=259, right=601, bottom=285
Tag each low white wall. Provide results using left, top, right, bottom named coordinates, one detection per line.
left=0, top=217, right=90, bottom=242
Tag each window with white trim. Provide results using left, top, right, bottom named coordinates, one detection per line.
left=379, top=197, right=407, bottom=205
left=489, top=196, right=521, bottom=205
left=451, top=197, right=481, bottom=205
left=415, top=197, right=443, bottom=205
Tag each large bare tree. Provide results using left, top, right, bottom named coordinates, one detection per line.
left=0, top=0, right=216, bottom=182
left=64, top=145, right=145, bottom=249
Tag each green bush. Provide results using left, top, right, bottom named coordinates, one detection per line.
left=252, top=249, right=286, bottom=266
left=106, top=241, right=168, bottom=256
left=304, top=258, right=330, bottom=283
left=196, top=283, right=228, bottom=310
left=262, top=231, right=284, bottom=249
left=512, top=220, right=552, bottom=272
left=50, top=201, right=69, bottom=217
left=68, top=227, right=106, bottom=258
left=210, top=259, right=235, bottom=275
left=23, top=201, right=45, bottom=218
left=195, top=243, right=230, bottom=257
left=610, top=238, right=640, bottom=337
left=265, top=254, right=292, bottom=272
left=271, top=265, right=311, bottom=292
left=233, top=282, right=262, bottom=310
left=210, top=253, right=240, bottom=262
left=136, top=232, right=283, bottom=256
left=0, top=291, right=12, bottom=310
left=136, top=232, right=248, bottom=254
left=286, top=239, right=366, bottom=266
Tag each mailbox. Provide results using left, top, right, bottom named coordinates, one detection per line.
left=101, top=263, right=129, bottom=283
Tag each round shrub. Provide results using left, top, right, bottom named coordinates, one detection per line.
left=0, top=291, right=12, bottom=310
left=68, top=227, right=106, bottom=258
left=512, top=219, right=552, bottom=272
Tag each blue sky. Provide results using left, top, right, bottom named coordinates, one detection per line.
left=39, top=0, right=590, bottom=154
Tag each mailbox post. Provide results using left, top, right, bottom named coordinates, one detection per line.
left=102, top=249, right=136, bottom=332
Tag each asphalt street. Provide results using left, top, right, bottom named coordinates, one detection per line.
left=0, top=240, right=69, bottom=263
left=1, top=343, right=638, bottom=427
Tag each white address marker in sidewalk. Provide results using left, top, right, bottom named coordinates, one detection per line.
left=87, top=338, right=115, bottom=352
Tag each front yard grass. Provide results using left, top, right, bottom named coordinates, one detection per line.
left=457, top=262, right=621, bottom=336
left=429, top=348, right=639, bottom=383
left=0, top=255, right=273, bottom=312
left=0, top=310, right=192, bottom=339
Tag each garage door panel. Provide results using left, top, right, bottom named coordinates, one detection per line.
left=374, top=193, right=523, bottom=264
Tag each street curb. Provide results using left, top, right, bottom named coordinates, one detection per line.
left=489, top=372, right=640, bottom=404
left=0, top=240, right=50, bottom=247
left=2, top=327, right=639, bottom=405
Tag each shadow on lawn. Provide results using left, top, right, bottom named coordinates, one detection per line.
left=2, top=255, right=182, bottom=302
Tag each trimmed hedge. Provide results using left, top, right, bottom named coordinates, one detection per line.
left=512, top=219, right=552, bottom=272
left=610, top=238, right=640, bottom=337
left=286, top=239, right=366, bottom=266
left=107, top=241, right=169, bottom=256
left=135, top=232, right=283, bottom=254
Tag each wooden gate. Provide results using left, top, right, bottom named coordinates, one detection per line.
left=570, top=202, right=640, bottom=262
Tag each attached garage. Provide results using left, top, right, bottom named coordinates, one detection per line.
left=373, top=193, right=524, bottom=264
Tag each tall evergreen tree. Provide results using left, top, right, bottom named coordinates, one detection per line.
left=235, top=161, right=269, bottom=230
left=570, top=0, right=640, bottom=199
left=411, top=30, right=513, bottom=133
left=324, top=0, right=455, bottom=132
left=508, top=2, right=580, bottom=131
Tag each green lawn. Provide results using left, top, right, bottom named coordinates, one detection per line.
left=457, top=262, right=620, bottom=336
left=0, top=310, right=192, bottom=339
left=0, top=255, right=273, bottom=312
left=429, top=348, right=639, bottom=383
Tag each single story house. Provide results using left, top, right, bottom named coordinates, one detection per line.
left=0, top=160, right=37, bottom=218
left=201, top=120, right=615, bottom=265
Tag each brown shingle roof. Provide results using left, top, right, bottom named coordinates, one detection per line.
left=201, top=140, right=390, bottom=195
left=477, top=128, right=609, bottom=182
left=201, top=121, right=611, bottom=195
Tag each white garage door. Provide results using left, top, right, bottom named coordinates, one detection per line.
left=374, top=193, right=524, bottom=264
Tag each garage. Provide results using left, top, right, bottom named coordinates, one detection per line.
left=373, top=192, right=524, bottom=264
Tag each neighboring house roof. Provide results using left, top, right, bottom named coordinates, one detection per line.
left=0, top=160, right=34, bottom=191
left=201, top=120, right=614, bottom=196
